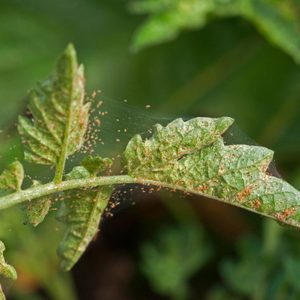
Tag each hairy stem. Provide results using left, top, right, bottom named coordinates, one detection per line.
left=0, top=175, right=134, bottom=210
left=0, top=175, right=293, bottom=230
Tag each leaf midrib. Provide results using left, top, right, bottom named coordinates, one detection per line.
left=54, top=68, right=75, bottom=184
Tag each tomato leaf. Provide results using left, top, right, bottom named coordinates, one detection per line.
left=18, top=44, right=90, bottom=171
left=57, top=165, right=112, bottom=271
left=23, top=181, right=52, bottom=227
left=124, top=117, right=300, bottom=227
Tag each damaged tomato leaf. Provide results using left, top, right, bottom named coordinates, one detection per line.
left=124, top=117, right=300, bottom=228
left=57, top=164, right=112, bottom=271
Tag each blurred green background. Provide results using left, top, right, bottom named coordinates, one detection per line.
left=0, top=0, right=300, bottom=299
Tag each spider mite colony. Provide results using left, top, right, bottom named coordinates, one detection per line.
left=0, top=45, right=299, bottom=299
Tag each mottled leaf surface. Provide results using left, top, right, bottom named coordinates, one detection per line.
left=0, top=241, right=17, bottom=300
left=124, top=117, right=300, bottom=227
left=18, top=44, right=90, bottom=166
left=57, top=166, right=112, bottom=271
left=132, top=0, right=300, bottom=63
left=125, top=117, right=234, bottom=176
left=0, top=161, right=23, bottom=191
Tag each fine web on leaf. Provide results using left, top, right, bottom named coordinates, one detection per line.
left=76, top=94, right=178, bottom=212
left=78, top=94, right=286, bottom=214
left=81, top=94, right=173, bottom=160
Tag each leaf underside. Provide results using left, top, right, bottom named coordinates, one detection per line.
left=124, top=117, right=300, bottom=228
left=132, top=0, right=300, bottom=63
left=24, top=198, right=52, bottom=227
left=18, top=44, right=90, bottom=166
left=17, top=44, right=91, bottom=227
left=21, top=180, right=52, bottom=227
left=57, top=166, right=112, bottom=271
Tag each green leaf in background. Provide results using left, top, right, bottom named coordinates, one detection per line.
left=206, top=286, right=239, bottom=300
left=294, top=168, right=300, bottom=190
left=131, top=0, right=300, bottom=63
left=124, top=117, right=300, bottom=227
left=18, top=44, right=90, bottom=181
left=0, top=161, right=24, bottom=192
left=221, top=236, right=265, bottom=296
left=140, top=223, right=211, bottom=300
left=219, top=220, right=300, bottom=300
left=57, top=166, right=112, bottom=271
left=0, top=241, right=17, bottom=300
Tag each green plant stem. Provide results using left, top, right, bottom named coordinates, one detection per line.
left=0, top=175, right=289, bottom=230
left=0, top=175, right=297, bottom=230
left=251, top=220, right=283, bottom=300
left=0, top=177, right=290, bottom=220
left=0, top=175, right=134, bottom=210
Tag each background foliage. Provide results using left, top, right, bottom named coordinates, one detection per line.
left=0, top=0, right=299, bottom=299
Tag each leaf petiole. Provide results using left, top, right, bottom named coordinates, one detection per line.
left=0, top=175, right=298, bottom=231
